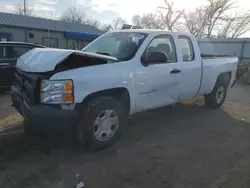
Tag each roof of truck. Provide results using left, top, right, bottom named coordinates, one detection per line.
left=114, top=29, right=193, bottom=37
left=113, top=29, right=163, bottom=34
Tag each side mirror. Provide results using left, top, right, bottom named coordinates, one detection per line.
left=144, top=51, right=168, bottom=65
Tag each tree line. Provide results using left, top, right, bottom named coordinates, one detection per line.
left=59, top=7, right=126, bottom=32
left=131, top=0, right=250, bottom=38
left=14, top=0, right=250, bottom=38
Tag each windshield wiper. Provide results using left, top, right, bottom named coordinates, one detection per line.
left=96, top=52, right=111, bottom=56
left=83, top=51, right=121, bottom=61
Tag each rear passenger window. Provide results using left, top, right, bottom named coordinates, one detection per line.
left=179, top=36, right=194, bottom=61
left=147, top=35, right=177, bottom=63
left=12, top=46, right=33, bottom=58
left=0, top=46, right=9, bottom=59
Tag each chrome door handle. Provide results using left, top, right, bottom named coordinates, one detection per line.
left=0, top=63, right=10, bottom=66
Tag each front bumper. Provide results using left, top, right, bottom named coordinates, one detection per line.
left=10, top=85, right=78, bottom=136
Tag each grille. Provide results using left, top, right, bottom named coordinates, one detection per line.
left=14, top=69, right=42, bottom=105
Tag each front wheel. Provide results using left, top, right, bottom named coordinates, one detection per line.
left=204, top=83, right=227, bottom=109
left=77, top=96, right=126, bottom=150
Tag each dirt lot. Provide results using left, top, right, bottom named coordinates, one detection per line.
left=1, top=83, right=250, bottom=188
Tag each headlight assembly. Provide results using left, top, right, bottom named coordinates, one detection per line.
left=40, top=80, right=73, bottom=104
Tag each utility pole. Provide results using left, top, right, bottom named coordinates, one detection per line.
left=24, top=0, right=28, bottom=42
left=24, top=0, right=27, bottom=16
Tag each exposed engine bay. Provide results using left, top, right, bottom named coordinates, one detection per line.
left=55, top=53, right=108, bottom=73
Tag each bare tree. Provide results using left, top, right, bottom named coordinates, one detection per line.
left=61, top=7, right=129, bottom=32
left=183, top=7, right=208, bottom=37
left=110, top=17, right=127, bottom=30
left=131, top=15, right=141, bottom=27
left=131, top=14, right=164, bottom=29
left=61, top=6, right=106, bottom=31
left=205, top=0, right=234, bottom=37
left=230, top=13, right=250, bottom=38
left=100, top=17, right=127, bottom=32
left=86, top=17, right=102, bottom=28
left=60, top=7, right=87, bottom=24
left=132, top=1, right=183, bottom=31
left=218, top=10, right=250, bottom=38
left=217, top=14, right=236, bottom=38
left=132, top=0, right=235, bottom=35
left=158, top=0, right=184, bottom=31
left=101, top=24, right=112, bottom=32
left=184, top=0, right=243, bottom=38
left=14, top=4, right=33, bottom=16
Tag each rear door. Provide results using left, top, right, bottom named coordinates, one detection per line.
left=0, top=44, right=13, bottom=87
left=0, top=44, right=35, bottom=87
left=8, top=45, right=35, bottom=85
left=177, top=35, right=202, bottom=100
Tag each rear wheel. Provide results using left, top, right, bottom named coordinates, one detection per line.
left=77, top=96, right=126, bottom=150
left=204, top=83, right=227, bottom=109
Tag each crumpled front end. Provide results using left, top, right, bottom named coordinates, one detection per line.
left=10, top=68, right=78, bottom=137
left=16, top=48, right=119, bottom=73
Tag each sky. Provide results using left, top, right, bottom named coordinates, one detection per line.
left=0, top=0, right=249, bottom=24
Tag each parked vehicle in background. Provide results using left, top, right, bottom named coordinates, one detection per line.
left=0, top=42, right=46, bottom=91
left=11, top=30, right=238, bottom=150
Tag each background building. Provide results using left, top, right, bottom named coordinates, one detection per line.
left=0, top=12, right=102, bottom=49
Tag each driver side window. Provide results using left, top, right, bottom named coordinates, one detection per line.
left=147, top=35, right=177, bottom=63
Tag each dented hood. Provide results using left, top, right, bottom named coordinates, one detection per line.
left=16, top=48, right=119, bottom=73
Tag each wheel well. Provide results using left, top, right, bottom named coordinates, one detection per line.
left=217, top=71, right=232, bottom=86
left=82, top=88, right=131, bottom=115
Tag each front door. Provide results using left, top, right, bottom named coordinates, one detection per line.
left=135, top=34, right=182, bottom=112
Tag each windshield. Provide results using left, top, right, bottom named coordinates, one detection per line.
left=83, top=32, right=148, bottom=61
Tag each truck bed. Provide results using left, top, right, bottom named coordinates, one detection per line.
left=198, top=56, right=238, bottom=97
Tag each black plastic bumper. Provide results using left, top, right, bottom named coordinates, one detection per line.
left=10, top=86, right=78, bottom=136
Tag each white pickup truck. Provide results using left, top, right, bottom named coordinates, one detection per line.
left=10, top=30, right=238, bottom=150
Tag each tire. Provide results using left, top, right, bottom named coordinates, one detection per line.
left=204, top=82, right=227, bottom=109
left=77, top=96, right=126, bottom=150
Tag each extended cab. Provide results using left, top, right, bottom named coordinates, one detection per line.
left=10, top=30, right=238, bottom=150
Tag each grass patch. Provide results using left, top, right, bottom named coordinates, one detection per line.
left=0, top=113, right=23, bottom=132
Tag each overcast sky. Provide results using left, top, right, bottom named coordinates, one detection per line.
left=0, top=0, right=249, bottom=24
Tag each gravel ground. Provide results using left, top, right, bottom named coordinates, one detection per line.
left=0, top=83, right=250, bottom=188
